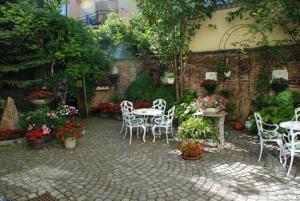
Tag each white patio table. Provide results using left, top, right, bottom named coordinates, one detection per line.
left=133, top=108, right=163, bottom=127
left=279, top=121, right=300, bottom=130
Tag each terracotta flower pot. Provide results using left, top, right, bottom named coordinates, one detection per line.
left=181, top=154, right=201, bottom=160
left=234, top=121, right=244, bottom=130
left=28, top=138, right=45, bottom=150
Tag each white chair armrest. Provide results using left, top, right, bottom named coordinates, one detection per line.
left=262, top=122, right=279, bottom=131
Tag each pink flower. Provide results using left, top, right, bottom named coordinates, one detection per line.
left=42, top=124, right=51, bottom=135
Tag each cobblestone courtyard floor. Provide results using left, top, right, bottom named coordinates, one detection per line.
left=1, top=118, right=300, bottom=201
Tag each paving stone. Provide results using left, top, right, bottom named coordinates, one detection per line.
left=0, top=118, right=300, bottom=200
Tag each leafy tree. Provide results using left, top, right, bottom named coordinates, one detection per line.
left=227, top=0, right=300, bottom=46
left=135, top=0, right=215, bottom=100
left=0, top=0, right=110, bottom=96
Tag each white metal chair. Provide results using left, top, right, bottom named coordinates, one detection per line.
left=151, top=99, right=167, bottom=123
left=123, top=108, right=146, bottom=144
left=254, top=112, right=284, bottom=163
left=152, top=106, right=175, bottom=144
left=120, top=101, right=134, bottom=134
left=292, top=107, right=300, bottom=121
left=283, top=128, right=300, bottom=176
left=151, top=99, right=167, bottom=112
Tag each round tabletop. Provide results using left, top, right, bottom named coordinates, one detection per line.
left=279, top=121, right=300, bottom=130
left=133, top=108, right=163, bottom=117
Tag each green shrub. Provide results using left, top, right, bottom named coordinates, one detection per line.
left=174, top=102, right=197, bottom=124
left=153, top=86, right=176, bottom=108
left=177, top=117, right=218, bottom=141
left=125, top=74, right=154, bottom=102
left=125, top=74, right=176, bottom=106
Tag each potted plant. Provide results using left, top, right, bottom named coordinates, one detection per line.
left=56, top=105, right=79, bottom=121
left=194, top=94, right=228, bottom=113
left=270, top=78, right=288, bottom=93
left=177, top=117, right=219, bottom=147
left=19, top=108, right=55, bottom=143
left=201, top=80, right=218, bottom=95
left=177, top=139, right=205, bottom=160
left=25, top=88, right=55, bottom=106
left=25, top=127, right=50, bottom=149
left=56, top=121, right=84, bottom=149
left=213, top=59, right=231, bottom=82
left=163, top=71, right=175, bottom=84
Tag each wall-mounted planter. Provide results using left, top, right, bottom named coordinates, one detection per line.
left=224, top=71, right=231, bottom=77
left=205, top=72, right=217, bottom=81
left=166, top=78, right=175, bottom=84
left=96, top=86, right=110, bottom=91
left=272, top=69, right=288, bottom=80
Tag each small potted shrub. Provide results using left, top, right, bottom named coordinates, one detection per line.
left=177, top=139, right=205, bottom=160
left=163, top=71, right=175, bottom=84
left=270, top=78, right=288, bottom=93
left=25, top=126, right=50, bottom=149
left=56, top=105, right=79, bottom=121
left=56, top=121, right=84, bottom=149
left=177, top=117, right=219, bottom=147
left=201, top=80, right=218, bottom=95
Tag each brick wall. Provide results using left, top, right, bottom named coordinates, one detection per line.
left=185, top=46, right=300, bottom=98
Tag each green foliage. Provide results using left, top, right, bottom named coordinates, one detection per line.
left=213, top=59, right=230, bottom=82
left=0, top=0, right=110, bottom=95
left=163, top=71, right=175, bottom=78
left=174, top=102, right=197, bottom=125
left=254, top=90, right=295, bottom=126
left=135, top=0, right=215, bottom=99
left=227, top=0, right=300, bottom=46
left=179, top=91, right=197, bottom=104
left=125, top=74, right=154, bottom=102
left=177, top=117, right=218, bottom=141
left=153, top=86, right=176, bottom=109
left=125, top=74, right=176, bottom=106
left=19, top=107, right=52, bottom=131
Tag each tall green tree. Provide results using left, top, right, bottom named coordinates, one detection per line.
left=0, top=0, right=110, bottom=91
left=135, top=0, right=215, bottom=100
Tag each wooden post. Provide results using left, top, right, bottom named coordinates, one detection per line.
left=82, top=74, right=89, bottom=117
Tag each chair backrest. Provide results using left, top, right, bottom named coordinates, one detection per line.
left=166, top=106, right=175, bottom=124
left=120, top=101, right=134, bottom=116
left=152, top=99, right=167, bottom=112
left=254, top=112, right=264, bottom=133
left=295, top=107, right=300, bottom=121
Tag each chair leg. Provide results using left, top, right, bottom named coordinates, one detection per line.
left=171, top=125, right=175, bottom=138
left=129, top=127, right=132, bottom=144
left=136, top=127, right=139, bottom=139
left=123, top=126, right=127, bottom=140
left=166, top=127, right=169, bottom=144
left=120, top=120, right=124, bottom=134
left=287, top=152, right=294, bottom=176
left=278, top=141, right=283, bottom=164
left=142, top=126, right=146, bottom=143
left=152, top=126, right=156, bottom=143
left=258, top=140, right=264, bottom=162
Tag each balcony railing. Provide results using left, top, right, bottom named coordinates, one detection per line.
left=79, top=10, right=112, bottom=26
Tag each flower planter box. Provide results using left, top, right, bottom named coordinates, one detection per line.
left=166, top=78, right=175, bottom=84
left=29, top=99, right=53, bottom=105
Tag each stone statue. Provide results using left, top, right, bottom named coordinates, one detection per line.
left=0, top=97, right=20, bottom=131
